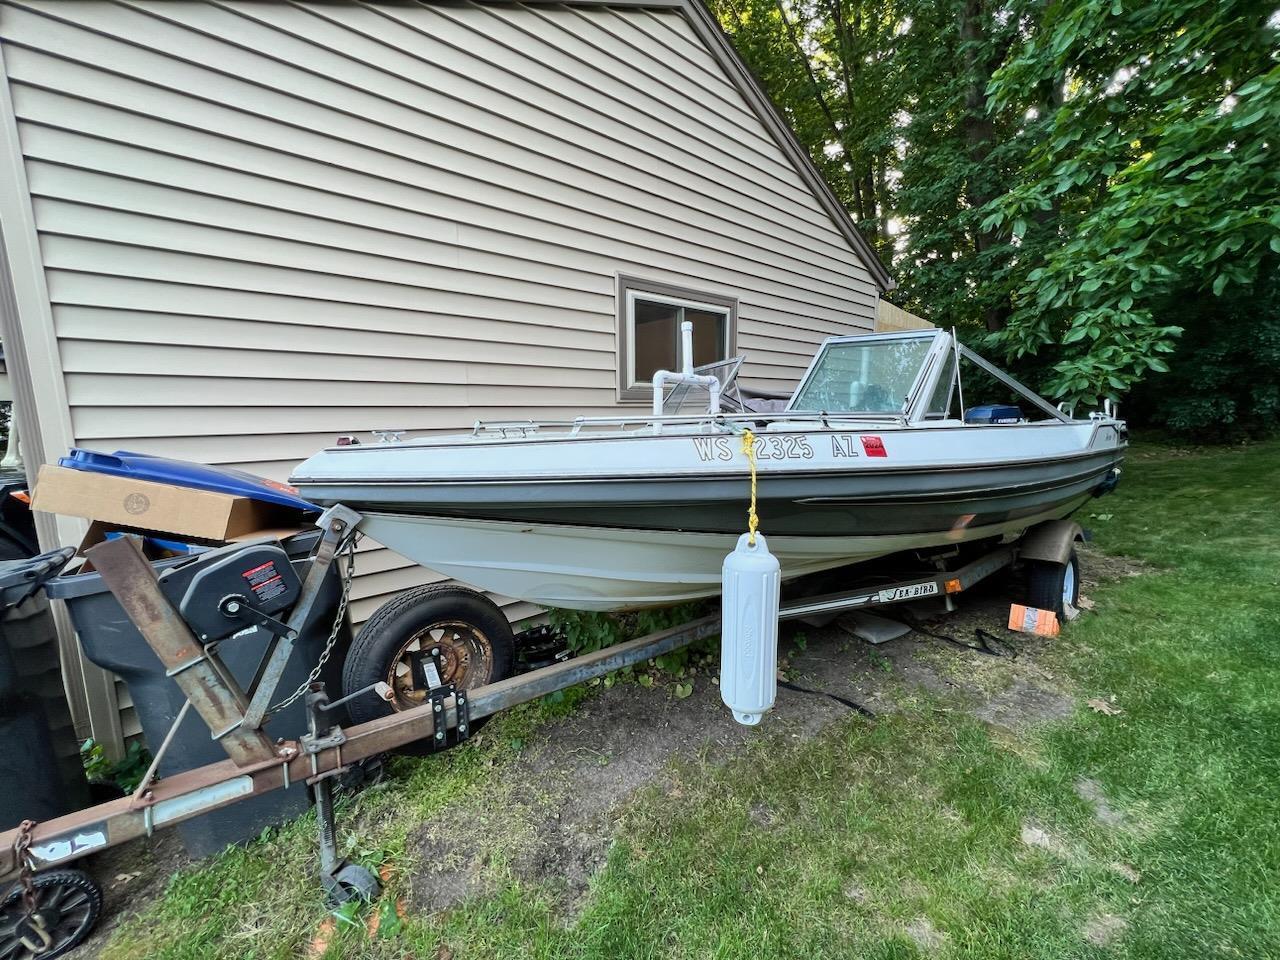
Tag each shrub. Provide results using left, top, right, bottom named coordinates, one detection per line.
left=1125, top=270, right=1280, bottom=443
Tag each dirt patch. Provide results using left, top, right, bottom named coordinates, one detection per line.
left=905, top=916, right=950, bottom=953
left=407, top=675, right=839, bottom=914
left=1109, top=862, right=1141, bottom=883
left=1078, top=542, right=1150, bottom=588
left=1075, top=778, right=1128, bottom=828
left=1083, top=911, right=1130, bottom=947
left=842, top=880, right=871, bottom=904
left=408, top=834, right=488, bottom=915
left=971, top=676, right=1075, bottom=730
left=853, top=574, right=1080, bottom=733
left=74, top=831, right=189, bottom=959
left=748, top=802, right=778, bottom=828
left=1019, top=821, right=1072, bottom=859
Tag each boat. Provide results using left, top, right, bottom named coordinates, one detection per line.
left=290, top=328, right=1126, bottom=611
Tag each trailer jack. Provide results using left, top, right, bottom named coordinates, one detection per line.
left=300, top=683, right=389, bottom=904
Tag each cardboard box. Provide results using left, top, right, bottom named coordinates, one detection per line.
left=70, top=519, right=311, bottom=572
left=32, top=464, right=307, bottom=541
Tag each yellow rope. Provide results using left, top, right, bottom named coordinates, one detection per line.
left=742, top=429, right=759, bottom=545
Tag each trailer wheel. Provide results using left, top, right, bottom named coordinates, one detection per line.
left=326, top=863, right=382, bottom=906
left=1026, top=549, right=1081, bottom=619
left=341, top=586, right=515, bottom=748
left=0, top=868, right=102, bottom=959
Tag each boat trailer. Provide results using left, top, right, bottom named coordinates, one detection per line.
left=0, top=505, right=1080, bottom=953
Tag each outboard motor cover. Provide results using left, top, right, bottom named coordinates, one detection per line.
left=720, top=532, right=781, bottom=726
left=964, top=404, right=1023, bottom=424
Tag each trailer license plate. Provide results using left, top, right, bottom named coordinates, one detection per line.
left=877, top=582, right=939, bottom=603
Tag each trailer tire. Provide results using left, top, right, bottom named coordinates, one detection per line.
left=0, top=868, right=102, bottom=959
left=341, top=586, right=515, bottom=750
left=1026, top=549, right=1080, bottom=619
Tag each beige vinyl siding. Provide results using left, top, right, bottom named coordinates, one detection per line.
left=877, top=300, right=935, bottom=332
left=1, top=0, right=877, bottom=645
left=115, top=679, right=142, bottom=740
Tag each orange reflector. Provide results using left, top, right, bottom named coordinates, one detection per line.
left=8, top=490, right=30, bottom=504
left=944, top=578, right=962, bottom=594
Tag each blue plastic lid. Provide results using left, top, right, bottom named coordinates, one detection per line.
left=58, top=449, right=319, bottom=513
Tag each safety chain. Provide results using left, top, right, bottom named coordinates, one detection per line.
left=10, top=819, right=54, bottom=953
left=267, top=533, right=361, bottom=716
left=12, top=819, right=37, bottom=918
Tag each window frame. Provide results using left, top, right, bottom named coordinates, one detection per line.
left=615, top=274, right=738, bottom=403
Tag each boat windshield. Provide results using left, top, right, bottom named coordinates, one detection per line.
left=790, top=334, right=936, bottom=414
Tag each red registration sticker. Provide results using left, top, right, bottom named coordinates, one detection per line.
left=860, top=435, right=887, bottom=457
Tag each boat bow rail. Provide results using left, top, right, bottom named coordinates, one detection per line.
left=439, top=328, right=1091, bottom=446
left=466, top=410, right=908, bottom=440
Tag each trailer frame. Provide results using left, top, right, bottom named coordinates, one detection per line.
left=1, top=515, right=1079, bottom=895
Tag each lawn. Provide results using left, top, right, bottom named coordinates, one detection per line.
left=98, top=441, right=1280, bottom=960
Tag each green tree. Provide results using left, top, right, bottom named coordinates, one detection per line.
left=984, top=0, right=1280, bottom=405
left=1125, top=272, right=1280, bottom=441
left=890, top=0, right=1038, bottom=333
left=711, top=0, right=903, bottom=257
left=715, top=0, right=1046, bottom=333
left=715, top=0, right=1279, bottom=419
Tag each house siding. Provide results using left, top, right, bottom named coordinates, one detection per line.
left=0, top=0, right=879, bottom=744
left=877, top=300, right=934, bottom=332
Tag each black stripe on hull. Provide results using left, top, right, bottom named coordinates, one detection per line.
left=297, top=452, right=1123, bottom=537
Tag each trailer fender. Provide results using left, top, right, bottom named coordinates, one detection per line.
left=1018, top=520, right=1084, bottom=566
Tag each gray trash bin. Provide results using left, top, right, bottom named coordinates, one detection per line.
left=45, top=530, right=352, bottom=857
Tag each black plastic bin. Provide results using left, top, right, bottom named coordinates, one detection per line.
left=0, top=551, right=91, bottom=832
left=45, top=530, right=351, bottom=857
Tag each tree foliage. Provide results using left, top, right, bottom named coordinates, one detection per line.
left=713, top=0, right=903, bottom=258
left=1125, top=270, right=1280, bottom=442
left=986, top=0, right=1280, bottom=403
left=711, top=0, right=1280, bottom=413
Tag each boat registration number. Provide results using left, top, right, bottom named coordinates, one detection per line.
left=876, top=581, right=939, bottom=603
left=690, top=433, right=887, bottom=462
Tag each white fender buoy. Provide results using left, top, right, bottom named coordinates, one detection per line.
left=720, top=531, right=781, bottom=725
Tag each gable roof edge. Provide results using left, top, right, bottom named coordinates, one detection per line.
left=675, top=0, right=894, bottom=292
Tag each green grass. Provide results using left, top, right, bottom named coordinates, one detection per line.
left=101, top=441, right=1280, bottom=960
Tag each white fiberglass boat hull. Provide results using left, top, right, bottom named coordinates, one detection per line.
left=360, top=494, right=1093, bottom=611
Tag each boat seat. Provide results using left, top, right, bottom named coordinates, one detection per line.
left=742, top=396, right=788, bottom=413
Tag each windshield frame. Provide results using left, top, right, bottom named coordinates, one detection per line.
left=786, top=328, right=1076, bottom=424
left=786, top=329, right=949, bottom=418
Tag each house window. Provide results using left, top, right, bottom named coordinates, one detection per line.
left=616, top=276, right=737, bottom=401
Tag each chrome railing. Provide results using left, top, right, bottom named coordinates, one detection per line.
left=469, top=410, right=906, bottom=439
